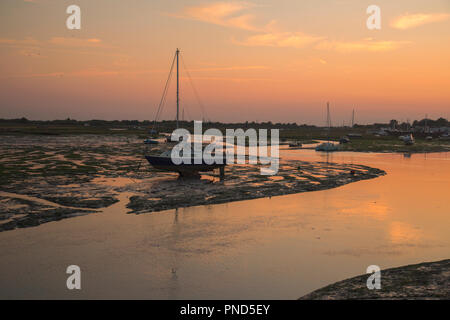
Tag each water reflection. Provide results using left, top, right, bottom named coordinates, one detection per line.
left=0, top=151, right=449, bottom=299
left=167, top=208, right=180, bottom=300
left=388, top=221, right=422, bottom=245
left=339, top=200, right=389, bottom=221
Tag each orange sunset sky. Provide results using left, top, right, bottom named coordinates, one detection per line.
left=0, top=0, right=449, bottom=125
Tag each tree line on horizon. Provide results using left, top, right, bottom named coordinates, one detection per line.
left=0, top=117, right=448, bottom=129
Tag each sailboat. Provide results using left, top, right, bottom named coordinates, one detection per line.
left=402, top=133, right=415, bottom=145
left=315, top=102, right=339, bottom=152
left=144, top=49, right=227, bottom=176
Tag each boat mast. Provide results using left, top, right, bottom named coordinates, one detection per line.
left=327, top=102, right=330, bottom=142
left=352, top=109, right=355, bottom=127
left=176, top=48, right=180, bottom=129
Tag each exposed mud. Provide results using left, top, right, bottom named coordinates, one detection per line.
left=0, top=135, right=147, bottom=231
left=0, top=135, right=385, bottom=231
left=125, top=161, right=385, bottom=214
left=0, top=193, right=97, bottom=232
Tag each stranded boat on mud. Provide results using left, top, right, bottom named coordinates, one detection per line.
left=145, top=148, right=226, bottom=176
left=145, top=49, right=227, bottom=176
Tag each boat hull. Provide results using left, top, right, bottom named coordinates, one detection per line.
left=315, top=142, right=339, bottom=152
left=145, top=155, right=226, bottom=174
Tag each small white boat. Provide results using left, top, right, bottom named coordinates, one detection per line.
left=403, top=134, right=415, bottom=145
left=289, top=141, right=302, bottom=148
left=315, top=142, right=339, bottom=152
left=339, top=136, right=350, bottom=144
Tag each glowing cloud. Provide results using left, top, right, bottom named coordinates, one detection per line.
left=391, top=13, right=450, bottom=30
left=174, top=3, right=408, bottom=53
left=177, top=1, right=261, bottom=31
left=316, top=39, right=411, bottom=53
left=235, top=32, right=324, bottom=48
left=0, top=37, right=39, bottom=48
left=48, top=37, right=104, bottom=47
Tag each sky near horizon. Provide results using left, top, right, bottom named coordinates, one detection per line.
left=0, top=0, right=449, bottom=125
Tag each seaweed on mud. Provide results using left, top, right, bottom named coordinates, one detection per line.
left=0, top=195, right=97, bottom=232
left=0, top=135, right=387, bottom=232
left=125, top=160, right=386, bottom=214
left=41, top=196, right=119, bottom=208
left=0, top=206, right=97, bottom=232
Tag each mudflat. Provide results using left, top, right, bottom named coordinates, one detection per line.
left=0, top=135, right=385, bottom=232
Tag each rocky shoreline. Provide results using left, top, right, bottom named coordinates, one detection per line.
left=300, top=259, right=450, bottom=300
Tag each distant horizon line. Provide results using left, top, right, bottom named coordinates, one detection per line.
left=1, top=116, right=448, bottom=127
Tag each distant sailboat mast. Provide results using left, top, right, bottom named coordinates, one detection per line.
left=315, top=101, right=339, bottom=152
left=176, top=48, right=180, bottom=129
left=352, top=109, right=355, bottom=127
left=327, top=102, right=331, bottom=142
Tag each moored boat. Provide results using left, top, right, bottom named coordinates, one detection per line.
left=289, top=141, right=302, bottom=148
left=339, top=136, right=350, bottom=144
left=145, top=49, right=227, bottom=176
left=316, top=102, right=339, bottom=152
left=315, top=142, right=339, bottom=152
left=402, top=134, right=415, bottom=145
left=145, top=149, right=226, bottom=176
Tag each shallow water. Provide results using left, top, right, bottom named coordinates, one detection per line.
left=0, top=150, right=449, bottom=299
